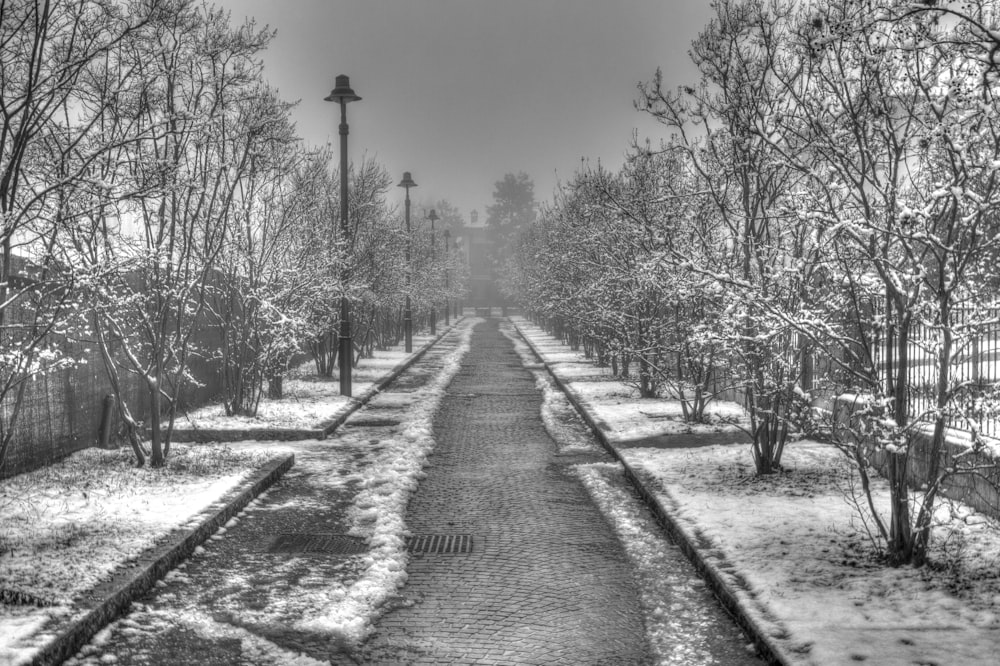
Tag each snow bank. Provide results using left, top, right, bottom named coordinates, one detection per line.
left=515, top=315, right=1000, bottom=665
left=294, top=319, right=477, bottom=645
left=0, top=445, right=279, bottom=665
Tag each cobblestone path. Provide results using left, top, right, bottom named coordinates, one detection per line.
left=361, top=318, right=651, bottom=665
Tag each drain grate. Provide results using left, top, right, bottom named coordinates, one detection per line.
left=348, top=418, right=400, bottom=427
left=0, top=588, right=56, bottom=607
left=406, top=534, right=473, bottom=554
left=446, top=391, right=537, bottom=397
left=267, top=533, right=367, bottom=555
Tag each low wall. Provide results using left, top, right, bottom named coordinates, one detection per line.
left=830, top=395, right=1000, bottom=518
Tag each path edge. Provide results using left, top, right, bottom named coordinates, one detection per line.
left=318, top=317, right=465, bottom=438
left=166, top=318, right=465, bottom=443
left=29, top=452, right=294, bottom=666
left=510, top=318, right=794, bottom=666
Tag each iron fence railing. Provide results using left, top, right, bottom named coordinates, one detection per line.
left=696, top=308, right=1000, bottom=440
left=865, top=307, right=1000, bottom=439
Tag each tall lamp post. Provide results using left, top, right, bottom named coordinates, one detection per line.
left=427, top=209, right=439, bottom=335
left=444, top=228, right=450, bottom=325
left=325, top=74, right=361, bottom=397
left=454, top=235, right=463, bottom=317
left=397, top=172, right=417, bottom=352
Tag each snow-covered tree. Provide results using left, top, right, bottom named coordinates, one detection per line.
left=68, top=1, right=275, bottom=466
left=208, top=88, right=308, bottom=416
left=637, top=0, right=813, bottom=474
left=761, top=0, right=1000, bottom=565
left=0, top=0, right=160, bottom=471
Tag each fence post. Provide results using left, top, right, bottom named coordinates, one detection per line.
left=972, top=334, right=981, bottom=387
left=98, top=394, right=115, bottom=448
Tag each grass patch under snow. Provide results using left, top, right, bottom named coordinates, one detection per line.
left=0, top=443, right=279, bottom=665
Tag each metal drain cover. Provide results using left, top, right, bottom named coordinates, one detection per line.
left=348, top=418, right=400, bottom=427
left=0, top=588, right=56, bottom=607
left=406, top=534, right=473, bottom=554
left=268, top=533, right=367, bottom=555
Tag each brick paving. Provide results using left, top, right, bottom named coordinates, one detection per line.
left=360, top=319, right=651, bottom=665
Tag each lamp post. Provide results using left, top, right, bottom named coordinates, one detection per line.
left=444, top=228, right=450, bottom=325
left=397, top=172, right=417, bottom=353
left=325, top=74, right=361, bottom=397
left=427, top=209, right=439, bottom=335
left=454, top=235, right=463, bottom=317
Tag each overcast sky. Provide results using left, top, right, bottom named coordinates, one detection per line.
left=214, top=0, right=714, bottom=221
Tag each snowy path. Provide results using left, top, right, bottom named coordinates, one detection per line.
left=64, top=317, right=759, bottom=665
left=361, top=318, right=759, bottom=665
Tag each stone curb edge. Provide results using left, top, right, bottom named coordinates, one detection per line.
left=29, top=453, right=295, bottom=666
left=510, top=319, right=794, bottom=666
left=318, top=317, right=465, bottom=438
left=167, top=317, right=465, bottom=443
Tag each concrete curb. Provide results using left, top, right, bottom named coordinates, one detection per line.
left=167, top=318, right=465, bottom=443
left=510, top=319, right=795, bottom=666
left=29, top=453, right=295, bottom=666
left=316, top=318, right=465, bottom=439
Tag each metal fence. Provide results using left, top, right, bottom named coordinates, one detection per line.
left=866, top=307, right=1000, bottom=439
left=0, top=283, right=227, bottom=479
left=0, top=321, right=225, bottom=479
left=699, top=307, right=1000, bottom=441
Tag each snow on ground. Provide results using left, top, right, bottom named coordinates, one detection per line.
left=293, top=319, right=476, bottom=644
left=574, top=463, right=758, bottom=666
left=512, top=319, right=748, bottom=441
left=0, top=445, right=282, bottom=665
left=499, top=321, right=601, bottom=454
left=2, top=321, right=475, bottom=665
left=64, top=319, right=479, bottom=665
left=513, top=316, right=1000, bottom=666
left=178, top=332, right=440, bottom=430
left=625, top=443, right=1000, bottom=665
left=65, top=441, right=369, bottom=666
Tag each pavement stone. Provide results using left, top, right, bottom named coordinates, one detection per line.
left=360, top=318, right=651, bottom=665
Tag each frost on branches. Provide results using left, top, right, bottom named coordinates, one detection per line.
left=508, top=0, right=1000, bottom=568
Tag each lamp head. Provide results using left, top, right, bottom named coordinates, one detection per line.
left=398, top=172, right=417, bottom=189
left=427, top=209, right=439, bottom=223
left=324, top=75, right=361, bottom=103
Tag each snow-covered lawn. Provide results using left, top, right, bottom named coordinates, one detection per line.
left=177, top=332, right=441, bottom=430
left=511, top=320, right=749, bottom=441
left=513, top=316, right=1000, bottom=666
left=626, top=443, right=1000, bottom=665
left=0, top=444, right=282, bottom=665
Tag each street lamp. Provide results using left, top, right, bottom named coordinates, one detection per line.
left=444, top=228, right=450, bottom=325
left=427, top=209, right=439, bottom=335
left=325, top=74, right=361, bottom=397
left=397, top=172, right=417, bottom=353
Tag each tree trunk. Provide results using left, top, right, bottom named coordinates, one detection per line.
left=885, top=315, right=914, bottom=564
left=268, top=375, right=284, bottom=399
left=148, top=376, right=164, bottom=467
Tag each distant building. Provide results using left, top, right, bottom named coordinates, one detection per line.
left=457, top=210, right=501, bottom=307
